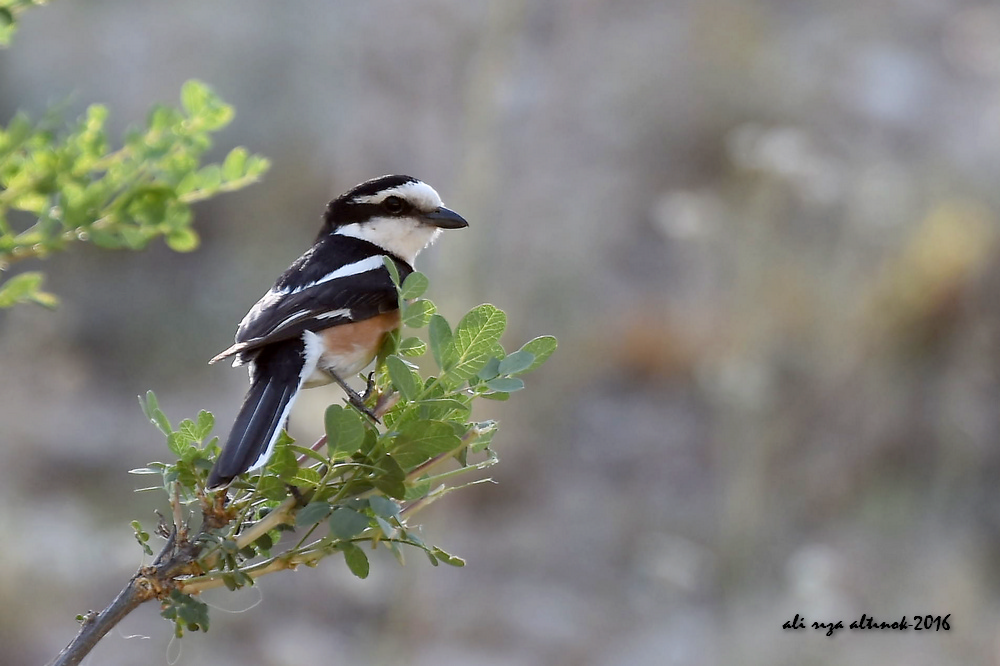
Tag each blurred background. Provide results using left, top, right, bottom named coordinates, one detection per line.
left=2, top=0, right=1000, bottom=664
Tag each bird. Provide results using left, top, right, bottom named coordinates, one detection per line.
left=206, top=175, right=468, bottom=489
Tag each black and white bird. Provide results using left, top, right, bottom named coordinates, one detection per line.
left=206, top=175, right=468, bottom=489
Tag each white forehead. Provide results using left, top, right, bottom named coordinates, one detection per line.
left=351, top=180, right=443, bottom=211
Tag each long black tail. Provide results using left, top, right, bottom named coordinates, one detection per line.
left=207, top=339, right=306, bottom=489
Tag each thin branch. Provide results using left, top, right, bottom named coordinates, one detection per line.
left=296, top=434, right=327, bottom=465
left=234, top=495, right=297, bottom=549
left=49, top=573, right=151, bottom=666
left=50, top=388, right=489, bottom=664
left=50, top=526, right=195, bottom=666
left=171, top=483, right=185, bottom=540
left=178, top=546, right=324, bottom=595
left=177, top=173, right=267, bottom=204
left=51, top=507, right=203, bottom=666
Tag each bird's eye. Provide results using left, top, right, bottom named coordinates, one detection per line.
left=382, top=196, right=406, bottom=214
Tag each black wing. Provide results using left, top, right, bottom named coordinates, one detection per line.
left=210, top=235, right=412, bottom=364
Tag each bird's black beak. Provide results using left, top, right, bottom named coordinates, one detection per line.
left=421, top=206, right=469, bottom=229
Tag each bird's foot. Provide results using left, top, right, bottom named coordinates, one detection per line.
left=329, top=370, right=380, bottom=423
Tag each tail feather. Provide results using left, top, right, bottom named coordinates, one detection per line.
left=207, top=338, right=308, bottom=489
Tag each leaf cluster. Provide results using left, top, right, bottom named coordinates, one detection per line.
left=0, top=80, right=270, bottom=307
left=131, top=269, right=556, bottom=638
left=0, top=0, right=45, bottom=47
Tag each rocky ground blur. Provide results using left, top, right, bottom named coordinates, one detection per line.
left=2, top=1, right=1000, bottom=664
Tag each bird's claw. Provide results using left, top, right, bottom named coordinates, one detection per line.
left=361, top=371, right=376, bottom=402
left=328, top=369, right=380, bottom=423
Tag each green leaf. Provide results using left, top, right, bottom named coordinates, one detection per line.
left=128, top=466, right=165, bottom=475
left=342, top=543, right=370, bottom=579
left=131, top=520, right=153, bottom=556
left=289, top=445, right=329, bottom=465
left=428, top=314, right=456, bottom=371
left=485, top=377, right=525, bottom=393
left=0, top=272, right=58, bottom=308
left=369, top=495, right=400, bottom=518
left=194, top=410, right=214, bottom=440
left=266, top=438, right=298, bottom=479
left=255, top=475, right=287, bottom=501
left=176, top=419, right=199, bottom=444
left=195, top=164, right=222, bottom=193
left=497, top=350, right=535, bottom=376
left=344, top=497, right=369, bottom=511
left=180, top=80, right=210, bottom=116
left=165, top=431, right=185, bottom=457
left=325, top=404, right=367, bottom=459
left=404, top=477, right=432, bottom=501
left=10, top=191, right=47, bottom=213
left=400, top=271, right=429, bottom=300
left=385, top=355, right=420, bottom=401
left=402, top=299, right=436, bottom=328
left=289, top=466, right=322, bottom=487
left=149, top=404, right=173, bottom=436
left=518, top=335, right=558, bottom=373
left=444, top=304, right=507, bottom=384
left=245, top=155, right=271, bottom=177
left=198, top=95, right=234, bottom=131
left=391, top=420, right=462, bottom=470
left=172, top=591, right=210, bottom=631
left=139, top=390, right=158, bottom=422
left=0, top=18, right=14, bottom=48
left=418, top=398, right=471, bottom=421
left=373, top=455, right=406, bottom=499
left=165, top=227, right=199, bottom=252
left=431, top=547, right=466, bottom=567
left=397, top=336, right=426, bottom=357
left=175, top=171, right=198, bottom=196
left=476, top=357, right=501, bottom=381
left=295, top=501, right=333, bottom=527
left=375, top=516, right=395, bottom=538
left=329, top=508, right=370, bottom=540
left=222, top=146, right=248, bottom=180
left=119, top=225, right=151, bottom=250
left=382, top=255, right=401, bottom=286
left=254, top=533, right=274, bottom=552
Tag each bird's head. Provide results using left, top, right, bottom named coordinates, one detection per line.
left=321, top=175, right=468, bottom=264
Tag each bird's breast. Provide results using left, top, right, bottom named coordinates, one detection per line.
left=302, top=310, right=402, bottom=388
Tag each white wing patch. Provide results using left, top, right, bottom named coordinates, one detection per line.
left=315, top=308, right=353, bottom=320
left=280, top=254, right=386, bottom=296
left=271, top=307, right=351, bottom=334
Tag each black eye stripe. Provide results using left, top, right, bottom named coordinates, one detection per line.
left=382, top=196, right=407, bottom=214
left=323, top=196, right=414, bottom=231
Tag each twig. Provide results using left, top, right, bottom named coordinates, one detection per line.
left=171, top=483, right=186, bottom=541
left=296, top=434, right=327, bottom=465
left=50, top=527, right=199, bottom=666
left=233, top=495, right=297, bottom=549
left=49, top=574, right=151, bottom=666
left=179, top=546, right=324, bottom=595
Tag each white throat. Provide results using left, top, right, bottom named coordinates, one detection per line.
left=335, top=217, right=442, bottom=265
